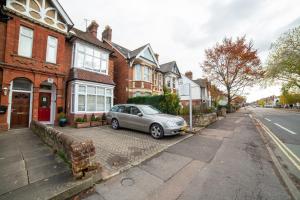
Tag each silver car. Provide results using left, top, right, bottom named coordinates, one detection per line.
left=106, top=104, right=187, bottom=139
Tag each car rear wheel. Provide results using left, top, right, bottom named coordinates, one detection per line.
left=111, top=119, right=119, bottom=129
left=150, top=123, right=164, bottom=139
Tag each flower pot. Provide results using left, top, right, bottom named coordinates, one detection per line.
left=90, top=121, right=101, bottom=127
left=59, top=118, right=67, bottom=127
left=75, top=122, right=90, bottom=128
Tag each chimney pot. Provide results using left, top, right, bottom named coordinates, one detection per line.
left=87, top=20, right=99, bottom=38
left=102, top=25, right=112, bottom=41
left=185, top=71, right=193, bottom=80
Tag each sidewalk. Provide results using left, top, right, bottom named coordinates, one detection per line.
left=86, top=110, right=292, bottom=200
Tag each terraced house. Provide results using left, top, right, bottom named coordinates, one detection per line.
left=0, top=0, right=73, bottom=130
left=0, top=0, right=115, bottom=130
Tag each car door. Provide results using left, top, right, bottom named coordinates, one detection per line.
left=116, top=105, right=131, bottom=128
left=128, top=106, right=149, bottom=132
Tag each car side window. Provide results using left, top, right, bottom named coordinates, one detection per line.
left=124, top=106, right=131, bottom=114
left=130, top=106, right=141, bottom=115
left=110, top=106, right=119, bottom=112
left=117, top=106, right=125, bottom=113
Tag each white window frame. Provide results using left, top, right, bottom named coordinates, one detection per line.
left=73, top=42, right=109, bottom=75
left=18, top=26, right=33, bottom=58
left=71, top=81, right=114, bottom=114
left=46, top=36, right=58, bottom=64
left=135, top=64, right=142, bottom=81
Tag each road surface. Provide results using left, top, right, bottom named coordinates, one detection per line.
left=249, top=107, right=300, bottom=158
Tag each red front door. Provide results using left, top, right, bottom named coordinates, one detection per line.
left=38, top=93, right=51, bottom=121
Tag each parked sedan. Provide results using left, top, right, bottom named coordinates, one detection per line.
left=106, top=104, right=187, bottom=139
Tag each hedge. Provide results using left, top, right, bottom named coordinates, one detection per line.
left=127, top=93, right=180, bottom=115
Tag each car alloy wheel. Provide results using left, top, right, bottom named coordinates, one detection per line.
left=111, top=119, right=119, bottom=129
left=150, top=124, right=164, bottom=139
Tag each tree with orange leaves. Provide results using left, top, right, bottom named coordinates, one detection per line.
left=202, top=36, right=263, bottom=111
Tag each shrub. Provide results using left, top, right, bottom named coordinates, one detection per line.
left=102, top=113, right=107, bottom=121
left=91, top=114, right=97, bottom=121
left=127, top=93, right=180, bottom=115
left=83, top=114, right=88, bottom=122
left=75, top=117, right=83, bottom=123
left=58, top=112, right=66, bottom=120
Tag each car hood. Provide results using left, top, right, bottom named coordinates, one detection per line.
left=149, top=113, right=184, bottom=122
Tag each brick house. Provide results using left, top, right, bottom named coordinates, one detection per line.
left=0, top=0, right=73, bottom=130
left=65, top=21, right=115, bottom=123
left=102, top=26, right=164, bottom=104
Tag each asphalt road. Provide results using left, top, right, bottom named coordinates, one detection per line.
left=249, top=107, right=300, bottom=158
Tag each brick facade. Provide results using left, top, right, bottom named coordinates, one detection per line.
left=0, top=14, right=69, bottom=130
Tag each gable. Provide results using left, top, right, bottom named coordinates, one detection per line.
left=5, top=0, right=73, bottom=32
left=140, top=47, right=155, bottom=63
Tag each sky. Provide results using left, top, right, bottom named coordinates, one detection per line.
left=59, top=0, right=300, bottom=102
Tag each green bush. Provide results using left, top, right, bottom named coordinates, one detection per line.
left=75, top=117, right=83, bottom=123
left=91, top=114, right=97, bottom=121
left=127, top=93, right=180, bottom=115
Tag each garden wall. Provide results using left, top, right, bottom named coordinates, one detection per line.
left=30, top=121, right=100, bottom=179
left=184, top=113, right=217, bottom=127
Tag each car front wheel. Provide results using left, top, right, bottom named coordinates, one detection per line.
left=150, top=123, right=164, bottom=139
left=111, top=119, right=119, bottom=129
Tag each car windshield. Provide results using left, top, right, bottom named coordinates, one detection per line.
left=140, top=105, right=161, bottom=115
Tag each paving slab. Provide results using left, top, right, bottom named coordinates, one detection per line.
left=96, top=167, right=164, bottom=200
left=166, top=135, right=222, bottom=162
left=26, top=154, right=63, bottom=170
left=0, top=170, right=28, bottom=195
left=140, top=152, right=192, bottom=181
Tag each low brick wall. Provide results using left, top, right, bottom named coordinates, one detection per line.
left=30, top=121, right=100, bottom=179
left=184, top=113, right=217, bottom=127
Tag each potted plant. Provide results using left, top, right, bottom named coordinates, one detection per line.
left=90, top=113, right=101, bottom=127
left=75, top=114, right=90, bottom=128
left=101, top=113, right=107, bottom=125
left=58, top=112, right=67, bottom=127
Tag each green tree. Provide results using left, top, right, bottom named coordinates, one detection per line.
left=257, top=99, right=266, bottom=107
left=265, top=26, right=300, bottom=90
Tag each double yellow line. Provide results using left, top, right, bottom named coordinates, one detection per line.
left=254, top=117, right=300, bottom=171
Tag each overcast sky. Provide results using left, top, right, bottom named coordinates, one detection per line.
left=60, top=0, right=300, bottom=102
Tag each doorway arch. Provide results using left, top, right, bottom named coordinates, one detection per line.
left=8, top=78, right=33, bottom=129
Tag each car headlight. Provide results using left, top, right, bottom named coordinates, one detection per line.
left=166, top=121, right=178, bottom=128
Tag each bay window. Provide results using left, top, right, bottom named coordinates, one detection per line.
left=18, top=26, right=33, bottom=58
left=74, top=42, right=108, bottom=74
left=71, top=82, right=113, bottom=113
left=135, top=64, right=142, bottom=80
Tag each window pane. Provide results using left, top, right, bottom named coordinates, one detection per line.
left=85, top=55, right=93, bottom=69
left=97, top=87, right=105, bottom=95
left=77, top=43, right=84, bottom=52
left=46, top=36, right=57, bottom=63
left=94, top=49, right=101, bottom=58
left=135, top=65, right=141, bottom=80
left=71, top=94, right=75, bottom=112
left=97, top=96, right=105, bottom=111
left=76, top=52, right=84, bottom=68
left=106, top=89, right=112, bottom=96
left=87, top=86, right=96, bottom=94
left=78, top=95, right=85, bottom=111
left=18, top=27, right=33, bottom=57
left=106, top=97, right=112, bottom=111
left=93, top=57, right=101, bottom=71
left=86, top=46, right=93, bottom=55
left=78, top=85, right=86, bottom=93
left=13, top=78, right=31, bottom=91
left=87, top=95, right=96, bottom=111
left=101, top=59, right=107, bottom=73
left=144, top=67, right=149, bottom=81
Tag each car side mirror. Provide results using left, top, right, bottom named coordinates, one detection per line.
left=137, top=113, right=143, bottom=117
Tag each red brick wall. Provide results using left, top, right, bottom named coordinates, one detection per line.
left=111, top=51, right=129, bottom=104
left=0, top=15, right=70, bottom=130
left=0, top=22, right=6, bottom=62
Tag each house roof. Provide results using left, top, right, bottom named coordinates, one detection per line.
left=111, top=42, right=148, bottom=59
left=71, top=28, right=113, bottom=52
left=160, top=61, right=181, bottom=77
left=193, top=78, right=208, bottom=88
left=51, top=0, right=74, bottom=28
left=68, top=68, right=115, bottom=85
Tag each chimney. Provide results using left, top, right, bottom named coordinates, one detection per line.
left=102, top=25, right=112, bottom=41
left=86, top=20, right=99, bottom=38
left=154, top=53, right=159, bottom=61
left=185, top=71, right=193, bottom=80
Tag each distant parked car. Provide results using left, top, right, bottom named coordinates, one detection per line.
left=106, top=104, right=187, bottom=139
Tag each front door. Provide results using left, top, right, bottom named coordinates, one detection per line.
left=38, top=92, right=51, bottom=121
left=11, top=92, right=30, bottom=128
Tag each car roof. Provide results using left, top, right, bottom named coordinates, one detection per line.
left=114, top=104, right=149, bottom=107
